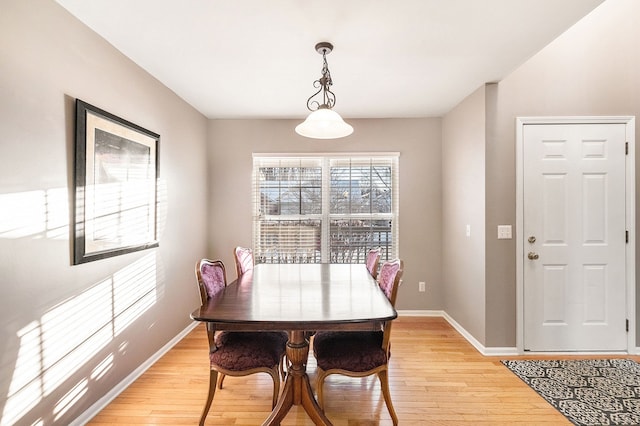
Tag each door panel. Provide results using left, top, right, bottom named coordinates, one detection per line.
left=523, top=123, right=626, bottom=351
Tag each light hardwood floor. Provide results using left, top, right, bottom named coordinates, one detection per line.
left=88, top=316, right=637, bottom=425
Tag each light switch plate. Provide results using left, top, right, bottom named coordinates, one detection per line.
left=497, top=225, right=512, bottom=239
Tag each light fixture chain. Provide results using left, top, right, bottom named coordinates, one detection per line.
left=306, top=46, right=337, bottom=111
left=320, top=51, right=335, bottom=109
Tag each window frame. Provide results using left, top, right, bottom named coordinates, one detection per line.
left=252, top=153, right=399, bottom=264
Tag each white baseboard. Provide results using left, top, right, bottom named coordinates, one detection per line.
left=397, top=309, right=444, bottom=317
left=397, top=310, right=518, bottom=356
left=397, top=310, right=640, bottom=356
left=71, top=322, right=199, bottom=426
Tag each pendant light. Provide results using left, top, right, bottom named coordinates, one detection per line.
left=295, top=42, right=353, bottom=139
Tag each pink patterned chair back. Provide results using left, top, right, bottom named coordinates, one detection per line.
left=234, top=246, right=254, bottom=278
left=195, top=259, right=227, bottom=304
left=365, top=247, right=382, bottom=279
left=377, top=259, right=403, bottom=307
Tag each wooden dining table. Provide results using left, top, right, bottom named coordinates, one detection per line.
left=191, top=263, right=397, bottom=425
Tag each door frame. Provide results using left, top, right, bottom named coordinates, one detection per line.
left=516, top=116, right=636, bottom=353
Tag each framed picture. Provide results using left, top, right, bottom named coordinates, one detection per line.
left=73, top=99, right=160, bottom=264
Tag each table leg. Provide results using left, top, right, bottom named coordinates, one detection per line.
left=262, top=331, right=333, bottom=426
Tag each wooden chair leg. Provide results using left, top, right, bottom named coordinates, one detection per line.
left=315, top=369, right=327, bottom=409
left=199, top=370, right=218, bottom=426
left=268, top=367, right=281, bottom=409
left=378, top=369, right=398, bottom=426
left=217, top=373, right=226, bottom=389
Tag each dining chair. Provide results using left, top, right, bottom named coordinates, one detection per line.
left=195, top=259, right=288, bottom=426
left=365, top=247, right=382, bottom=279
left=233, top=246, right=254, bottom=278
left=312, top=259, right=403, bottom=425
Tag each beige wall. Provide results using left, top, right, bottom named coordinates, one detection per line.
left=449, top=0, right=640, bottom=347
left=0, top=0, right=208, bottom=423
left=442, top=86, right=487, bottom=344
left=207, top=118, right=443, bottom=310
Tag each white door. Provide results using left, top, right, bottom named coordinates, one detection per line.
left=523, top=123, right=627, bottom=351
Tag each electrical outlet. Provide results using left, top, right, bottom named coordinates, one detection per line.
left=419, top=281, right=426, bottom=292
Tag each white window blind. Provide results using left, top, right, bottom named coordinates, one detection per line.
left=252, top=154, right=399, bottom=264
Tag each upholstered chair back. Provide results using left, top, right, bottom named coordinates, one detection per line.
left=234, top=246, right=254, bottom=278
left=377, top=259, right=403, bottom=307
left=196, top=259, right=227, bottom=304
left=365, top=247, right=382, bottom=279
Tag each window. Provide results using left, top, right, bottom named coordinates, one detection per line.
left=252, top=154, right=399, bottom=264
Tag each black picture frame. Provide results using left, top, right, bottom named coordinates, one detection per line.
left=73, top=99, right=160, bottom=264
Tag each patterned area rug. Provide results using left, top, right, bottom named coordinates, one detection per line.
left=502, top=359, right=640, bottom=426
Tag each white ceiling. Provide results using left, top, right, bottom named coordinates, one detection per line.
left=55, top=0, right=604, bottom=119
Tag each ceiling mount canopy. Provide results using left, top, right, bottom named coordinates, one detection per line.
left=295, top=42, right=353, bottom=140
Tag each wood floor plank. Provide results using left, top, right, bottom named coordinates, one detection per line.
left=88, top=317, right=639, bottom=425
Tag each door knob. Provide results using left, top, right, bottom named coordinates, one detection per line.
left=528, top=236, right=536, bottom=244
left=528, top=252, right=539, bottom=260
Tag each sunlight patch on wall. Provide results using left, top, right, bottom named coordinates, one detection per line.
left=41, top=279, right=113, bottom=394
left=113, top=254, right=157, bottom=335
left=54, top=379, right=88, bottom=421
left=2, top=321, right=42, bottom=426
left=1, top=253, right=157, bottom=426
left=0, top=188, right=69, bottom=240
left=0, top=177, right=167, bottom=242
left=90, top=354, right=114, bottom=381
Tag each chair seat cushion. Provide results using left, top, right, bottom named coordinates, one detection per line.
left=313, top=331, right=386, bottom=372
left=212, top=331, right=287, bottom=371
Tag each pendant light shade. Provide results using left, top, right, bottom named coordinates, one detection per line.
left=295, top=107, right=354, bottom=139
left=295, top=42, right=353, bottom=140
